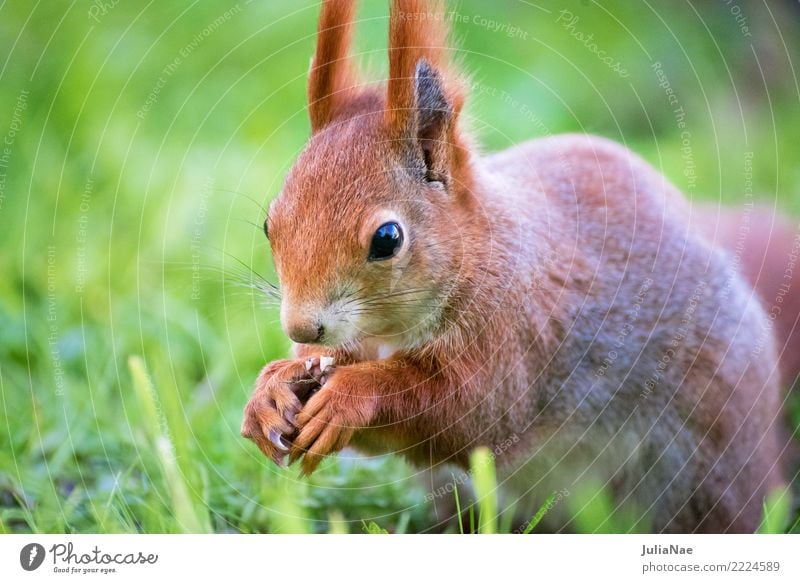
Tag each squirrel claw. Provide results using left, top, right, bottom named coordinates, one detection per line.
left=268, top=429, right=290, bottom=453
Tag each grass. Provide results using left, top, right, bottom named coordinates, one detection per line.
left=1, top=1, right=799, bottom=534
left=470, top=447, right=498, bottom=534
left=128, top=355, right=211, bottom=533
left=758, top=486, right=793, bottom=535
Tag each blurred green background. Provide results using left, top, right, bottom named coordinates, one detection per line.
left=0, top=0, right=798, bottom=533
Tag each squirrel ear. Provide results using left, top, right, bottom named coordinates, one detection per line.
left=308, top=0, right=359, bottom=133
left=414, top=60, right=454, bottom=184
left=386, top=0, right=464, bottom=186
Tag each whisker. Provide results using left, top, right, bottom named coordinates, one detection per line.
left=211, top=187, right=270, bottom=216
left=212, top=248, right=282, bottom=299
left=232, top=217, right=270, bottom=234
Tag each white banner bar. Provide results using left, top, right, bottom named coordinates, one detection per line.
left=0, top=534, right=796, bottom=582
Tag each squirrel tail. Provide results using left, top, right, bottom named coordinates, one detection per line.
left=695, top=203, right=800, bottom=386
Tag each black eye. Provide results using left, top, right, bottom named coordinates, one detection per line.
left=368, top=222, right=403, bottom=261
left=263, top=218, right=269, bottom=239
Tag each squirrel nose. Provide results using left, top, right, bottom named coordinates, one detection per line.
left=285, top=321, right=324, bottom=344
left=281, top=301, right=325, bottom=344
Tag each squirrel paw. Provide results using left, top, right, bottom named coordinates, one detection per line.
left=289, top=369, right=375, bottom=476
left=240, top=357, right=332, bottom=465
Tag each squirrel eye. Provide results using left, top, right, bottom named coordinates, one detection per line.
left=368, top=222, right=403, bottom=261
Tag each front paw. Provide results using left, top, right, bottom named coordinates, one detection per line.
left=289, top=370, right=377, bottom=475
left=240, top=356, right=333, bottom=465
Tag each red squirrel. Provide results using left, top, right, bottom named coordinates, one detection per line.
left=241, top=0, right=797, bottom=532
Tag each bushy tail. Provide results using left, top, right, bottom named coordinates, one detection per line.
left=695, top=204, right=800, bottom=386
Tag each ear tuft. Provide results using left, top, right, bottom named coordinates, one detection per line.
left=385, top=1, right=469, bottom=189
left=415, top=60, right=453, bottom=183
left=415, top=60, right=451, bottom=135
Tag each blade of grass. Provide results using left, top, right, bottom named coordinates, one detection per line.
left=523, top=490, right=556, bottom=534
left=758, top=486, right=791, bottom=534
left=452, top=478, right=464, bottom=535
left=469, top=447, right=497, bottom=534
left=395, top=511, right=411, bottom=534
left=327, top=511, right=348, bottom=534
left=128, top=356, right=210, bottom=533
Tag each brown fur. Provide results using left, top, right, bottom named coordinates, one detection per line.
left=241, top=1, right=791, bottom=532
left=386, top=0, right=453, bottom=128
left=307, top=0, right=359, bottom=132
left=694, top=204, right=800, bottom=386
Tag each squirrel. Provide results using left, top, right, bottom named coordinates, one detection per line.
left=241, top=0, right=797, bottom=533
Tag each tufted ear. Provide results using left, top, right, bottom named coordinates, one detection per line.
left=413, top=59, right=454, bottom=183
left=307, top=0, right=360, bottom=133
left=385, top=0, right=465, bottom=187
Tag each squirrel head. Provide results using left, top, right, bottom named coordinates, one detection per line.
left=266, top=0, right=477, bottom=350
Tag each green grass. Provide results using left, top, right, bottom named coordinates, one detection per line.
left=1, top=1, right=799, bottom=533
left=470, top=447, right=498, bottom=534
left=759, top=486, right=793, bottom=534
